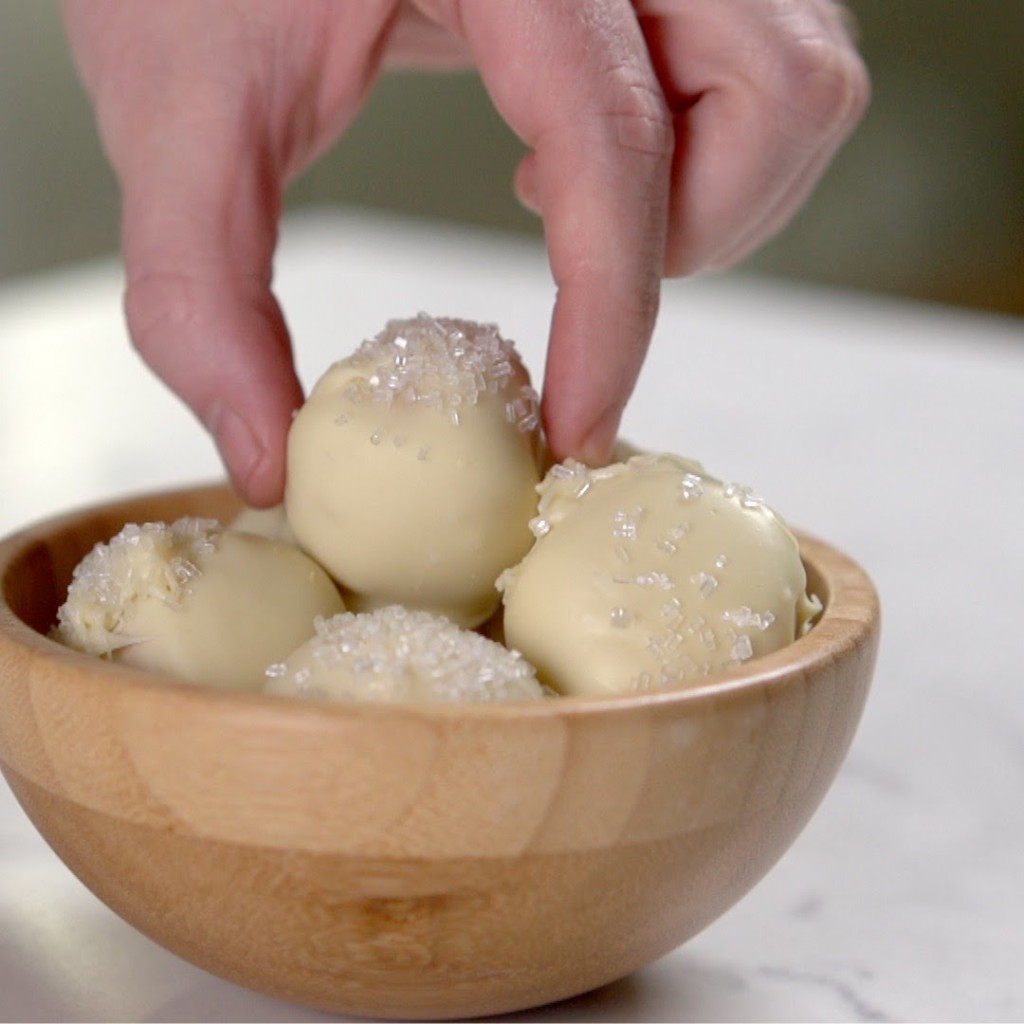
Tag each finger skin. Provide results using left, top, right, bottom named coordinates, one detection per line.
left=419, top=0, right=867, bottom=465
left=61, top=0, right=397, bottom=505
left=415, top=0, right=673, bottom=466
left=63, top=0, right=868, bottom=499
left=637, top=0, right=870, bottom=275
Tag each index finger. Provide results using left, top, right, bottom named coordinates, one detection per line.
left=418, top=0, right=673, bottom=466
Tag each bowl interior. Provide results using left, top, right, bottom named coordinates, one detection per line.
left=3, top=481, right=843, bottom=680
left=0, top=483, right=879, bottom=1020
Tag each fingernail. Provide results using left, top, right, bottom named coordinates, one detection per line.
left=577, top=405, right=623, bottom=467
left=206, top=403, right=264, bottom=495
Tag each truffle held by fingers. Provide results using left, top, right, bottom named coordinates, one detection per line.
left=285, top=314, right=543, bottom=627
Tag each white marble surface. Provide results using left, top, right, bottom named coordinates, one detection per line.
left=1, top=208, right=1023, bottom=1022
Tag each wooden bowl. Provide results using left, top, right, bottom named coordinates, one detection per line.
left=0, top=484, right=879, bottom=1021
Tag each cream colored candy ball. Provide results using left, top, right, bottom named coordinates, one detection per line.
left=230, top=502, right=297, bottom=545
left=498, top=454, right=821, bottom=696
left=285, top=315, right=542, bottom=628
left=55, top=517, right=345, bottom=691
left=264, top=605, right=545, bottom=704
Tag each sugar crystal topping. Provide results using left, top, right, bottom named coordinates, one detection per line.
left=55, top=517, right=222, bottom=656
left=730, top=634, right=754, bottom=662
left=722, top=606, right=776, bottom=631
left=679, top=472, right=704, bottom=501
left=690, top=571, right=719, bottom=598
left=504, top=451, right=814, bottom=692
left=273, top=606, right=543, bottom=703
left=723, top=481, right=766, bottom=509
left=612, top=507, right=643, bottom=540
left=341, top=314, right=540, bottom=432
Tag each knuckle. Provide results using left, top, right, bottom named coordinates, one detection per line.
left=777, top=33, right=871, bottom=134
left=606, top=75, right=674, bottom=160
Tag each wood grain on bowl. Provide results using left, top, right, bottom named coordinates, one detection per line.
left=0, top=485, right=879, bottom=1020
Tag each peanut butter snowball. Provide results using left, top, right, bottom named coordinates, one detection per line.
left=264, top=606, right=545, bottom=704
left=497, top=454, right=822, bottom=697
left=285, top=314, right=542, bottom=628
left=55, top=517, right=345, bottom=691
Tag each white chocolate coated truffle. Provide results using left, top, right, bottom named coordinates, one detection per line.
left=285, top=315, right=542, bottom=627
left=264, top=606, right=545, bottom=704
left=230, top=503, right=297, bottom=545
left=55, top=518, right=346, bottom=691
left=498, top=454, right=821, bottom=696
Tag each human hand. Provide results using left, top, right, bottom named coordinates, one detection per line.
left=63, top=0, right=868, bottom=507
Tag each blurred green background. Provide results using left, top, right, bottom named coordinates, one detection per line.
left=2, top=1, right=1022, bottom=317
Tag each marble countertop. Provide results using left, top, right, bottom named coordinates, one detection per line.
left=1, top=208, right=1022, bottom=1022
